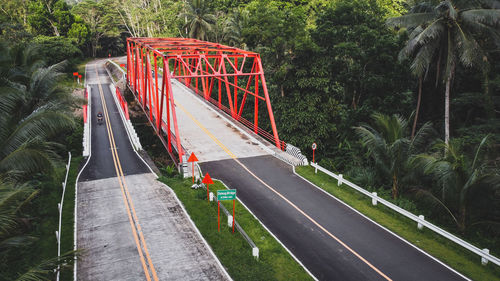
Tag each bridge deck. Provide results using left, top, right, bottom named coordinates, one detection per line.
left=161, top=79, right=272, bottom=163
left=122, top=56, right=467, bottom=281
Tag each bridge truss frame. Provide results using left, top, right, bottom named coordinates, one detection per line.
left=126, top=37, right=283, bottom=164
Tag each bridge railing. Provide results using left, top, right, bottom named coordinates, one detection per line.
left=174, top=78, right=287, bottom=151
left=309, top=162, right=500, bottom=267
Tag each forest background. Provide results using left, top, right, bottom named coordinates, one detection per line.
left=1, top=0, right=499, bottom=279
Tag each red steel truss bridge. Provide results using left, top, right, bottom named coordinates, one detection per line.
left=126, top=37, right=285, bottom=164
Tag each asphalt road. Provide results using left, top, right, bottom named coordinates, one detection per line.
left=76, top=61, right=229, bottom=280
left=80, top=67, right=149, bottom=181
left=201, top=155, right=467, bottom=281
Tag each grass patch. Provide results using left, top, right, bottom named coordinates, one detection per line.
left=59, top=58, right=92, bottom=89
left=1, top=156, right=82, bottom=280
left=296, top=165, right=500, bottom=281
left=160, top=176, right=313, bottom=281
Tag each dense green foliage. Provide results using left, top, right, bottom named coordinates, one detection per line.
left=160, top=177, right=313, bottom=281
left=296, top=165, right=500, bottom=280
left=1, top=0, right=500, bottom=277
left=0, top=42, right=81, bottom=279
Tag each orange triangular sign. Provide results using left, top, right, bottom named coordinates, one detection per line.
left=202, top=173, right=214, bottom=184
left=187, top=152, right=198, bottom=162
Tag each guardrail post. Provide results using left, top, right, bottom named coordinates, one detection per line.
left=482, top=249, right=490, bottom=265
left=417, top=215, right=425, bottom=230
left=314, top=164, right=317, bottom=174
left=252, top=247, right=259, bottom=260
left=371, top=192, right=377, bottom=206
left=338, top=174, right=343, bottom=186
left=228, top=215, right=233, bottom=227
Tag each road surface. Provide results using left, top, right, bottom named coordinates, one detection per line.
left=76, top=60, right=229, bottom=281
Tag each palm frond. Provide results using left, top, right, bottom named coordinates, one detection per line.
left=411, top=187, right=459, bottom=225
left=406, top=20, right=445, bottom=55
left=15, top=251, right=76, bottom=281
left=461, top=9, right=500, bottom=27
left=471, top=135, right=489, bottom=170
left=0, top=235, right=37, bottom=256
left=0, top=140, right=61, bottom=175
left=2, top=111, right=74, bottom=158
left=387, top=12, right=438, bottom=28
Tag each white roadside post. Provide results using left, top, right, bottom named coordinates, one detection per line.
left=371, top=192, right=378, bottom=206
left=482, top=249, right=490, bottom=265
left=252, top=247, right=259, bottom=260
left=227, top=215, right=233, bottom=227
left=209, top=192, right=214, bottom=202
left=417, top=215, right=425, bottom=230
left=337, top=174, right=343, bottom=186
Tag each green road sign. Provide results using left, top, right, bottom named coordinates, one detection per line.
left=217, top=189, right=236, bottom=201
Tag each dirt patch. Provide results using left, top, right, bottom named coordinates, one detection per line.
left=72, top=88, right=85, bottom=118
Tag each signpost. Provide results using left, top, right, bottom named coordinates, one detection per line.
left=312, top=142, right=317, bottom=163
left=78, top=74, right=82, bottom=85
left=217, top=189, right=237, bottom=233
left=202, top=173, right=213, bottom=203
left=73, top=72, right=78, bottom=83
left=187, top=152, right=198, bottom=183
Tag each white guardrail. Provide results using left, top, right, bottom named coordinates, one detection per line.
left=56, top=152, right=72, bottom=281
left=309, top=162, right=500, bottom=267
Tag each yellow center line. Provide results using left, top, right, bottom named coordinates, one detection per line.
left=175, top=96, right=393, bottom=281
left=94, top=64, right=159, bottom=281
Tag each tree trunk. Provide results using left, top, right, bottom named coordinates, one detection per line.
left=411, top=76, right=423, bottom=139
left=435, top=48, right=442, bottom=88
left=444, top=63, right=454, bottom=146
left=392, top=173, right=398, bottom=199
left=49, top=20, right=60, bottom=36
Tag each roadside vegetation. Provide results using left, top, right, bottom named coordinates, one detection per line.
left=0, top=42, right=84, bottom=279
left=296, top=165, right=500, bottom=281
left=2, top=0, right=500, bottom=278
left=160, top=176, right=313, bottom=281
left=129, top=94, right=312, bottom=281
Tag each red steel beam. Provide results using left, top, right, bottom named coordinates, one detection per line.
left=126, top=38, right=283, bottom=165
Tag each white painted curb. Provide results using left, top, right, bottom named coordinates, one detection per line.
left=108, top=83, right=143, bottom=151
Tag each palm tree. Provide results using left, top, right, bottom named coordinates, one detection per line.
left=413, top=136, right=500, bottom=232
left=0, top=180, right=76, bottom=280
left=0, top=43, right=78, bottom=280
left=387, top=0, right=500, bottom=145
left=181, top=0, right=216, bottom=41
left=224, top=8, right=247, bottom=49
left=354, top=113, right=433, bottom=199
left=0, top=44, right=75, bottom=179
left=0, top=181, right=38, bottom=260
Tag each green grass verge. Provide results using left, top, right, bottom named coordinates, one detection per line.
left=159, top=176, right=313, bottom=281
left=296, top=165, right=500, bottom=281
left=1, top=156, right=82, bottom=279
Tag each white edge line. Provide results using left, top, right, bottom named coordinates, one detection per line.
left=212, top=177, right=319, bottom=281
left=171, top=79, right=318, bottom=279
left=292, top=166, right=471, bottom=281
left=171, top=80, right=275, bottom=155
left=115, top=59, right=467, bottom=279
left=171, top=80, right=303, bottom=167
left=74, top=65, right=93, bottom=281
left=154, top=179, right=233, bottom=281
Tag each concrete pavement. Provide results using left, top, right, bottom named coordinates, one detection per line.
left=76, top=60, right=229, bottom=280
